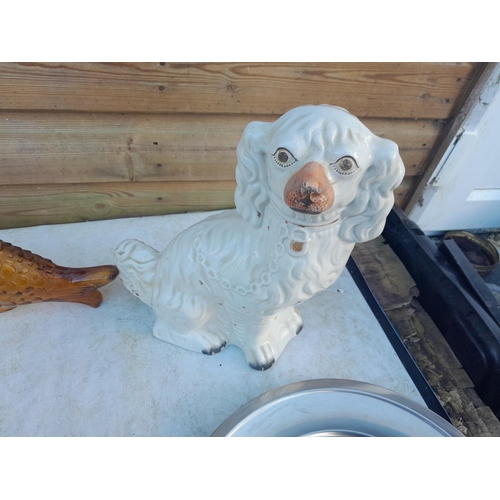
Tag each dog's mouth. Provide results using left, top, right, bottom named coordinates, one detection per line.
left=286, top=186, right=329, bottom=214
left=283, top=161, right=335, bottom=215
left=297, top=217, right=339, bottom=228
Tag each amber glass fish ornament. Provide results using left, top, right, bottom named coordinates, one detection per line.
left=0, top=240, right=118, bottom=313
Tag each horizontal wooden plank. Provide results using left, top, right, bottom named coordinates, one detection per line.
left=0, top=175, right=412, bottom=229
left=0, top=62, right=480, bottom=119
left=0, top=112, right=444, bottom=185
left=372, top=118, right=444, bottom=176
left=0, top=181, right=236, bottom=229
left=394, top=177, right=416, bottom=208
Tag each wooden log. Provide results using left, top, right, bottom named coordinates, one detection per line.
left=0, top=62, right=480, bottom=119
left=0, top=112, right=444, bottom=185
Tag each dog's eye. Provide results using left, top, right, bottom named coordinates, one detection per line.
left=331, top=156, right=359, bottom=175
left=272, top=148, right=297, bottom=168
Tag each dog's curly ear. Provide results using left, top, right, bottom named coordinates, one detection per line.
left=339, top=136, right=405, bottom=243
left=235, top=120, right=273, bottom=227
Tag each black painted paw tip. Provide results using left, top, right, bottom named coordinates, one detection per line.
left=249, top=358, right=276, bottom=371
left=202, top=341, right=227, bottom=356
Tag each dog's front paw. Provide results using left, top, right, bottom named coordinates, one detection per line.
left=247, top=343, right=276, bottom=371
left=249, top=359, right=276, bottom=371
left=290, top=308, right=304, bottom=335
left=202, top=341, right=227, bottom=356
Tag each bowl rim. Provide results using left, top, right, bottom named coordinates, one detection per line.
left=211, top=378, right=464, bottom=437
left=443, top=230, right=499, bottom=272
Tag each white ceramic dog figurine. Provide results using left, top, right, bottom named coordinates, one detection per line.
left=115, top=105, right=405, bottom=370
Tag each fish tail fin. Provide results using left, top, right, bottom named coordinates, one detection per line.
left=62, top=288, right=104, bottom=308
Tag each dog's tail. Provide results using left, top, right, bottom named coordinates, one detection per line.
left=114, top=239, right=159, bottom=306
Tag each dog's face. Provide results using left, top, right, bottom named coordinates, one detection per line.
left=235, top=105, right=405, bottom=242
left=263, top=106, right=374, bottom=227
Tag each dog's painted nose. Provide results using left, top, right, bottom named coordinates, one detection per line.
left=283, top=161, right=334, bottom=214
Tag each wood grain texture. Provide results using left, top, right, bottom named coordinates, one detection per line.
left=0, top=111, right=443, bottom=185
left=0, top=182, right=236, bottom=229
left=394, top=178, right=414, bottom=208
left=0, top=179, right=412, bottom=229
left=0, top=62, right=479, bottom=119
left=352, top=237, right=500, bottom=436
left=0, top=62, right=485, bottom=227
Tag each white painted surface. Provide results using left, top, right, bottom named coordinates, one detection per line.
left=0, top=211, right=424, bottom=436
left=409, top=63, right=500, bottom=232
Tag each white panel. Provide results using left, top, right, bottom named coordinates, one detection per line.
left=467, top=189, right=500, bottom=202
left=409, top=64, right=500, bottom=232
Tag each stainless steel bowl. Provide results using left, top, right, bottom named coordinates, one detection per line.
left=212, top=379, right=463, bottom=437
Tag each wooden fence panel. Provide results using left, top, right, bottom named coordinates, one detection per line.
left=0, top=181, right=236, bottom=229
left=0, top=62, right=478, bottom=118
left=0, top=62, right=485, bottom=228
left=0, top=179, right=414, bottom=229
left=0, top=111, right=443, bottom=185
